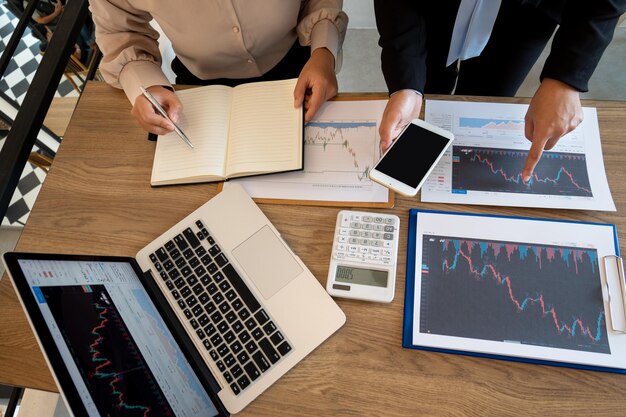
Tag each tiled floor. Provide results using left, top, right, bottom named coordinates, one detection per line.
left=0, top=3, right=79, bottom=228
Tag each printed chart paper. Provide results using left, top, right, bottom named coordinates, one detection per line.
left=406, top=211, right=625, bottom=370
left=421, top=100, right=616, bottom=211
left=225, top=100, right=390, bottom=204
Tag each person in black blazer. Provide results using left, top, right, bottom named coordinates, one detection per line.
left=374, top=0, right=626, bottom=181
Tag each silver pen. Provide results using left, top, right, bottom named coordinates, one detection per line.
left=140, top=85, right=194, bottom=149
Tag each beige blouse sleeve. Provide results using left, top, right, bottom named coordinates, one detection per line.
left=297, top=0, right=349, bottom=70
left=89, top=0, right=171, bottom=104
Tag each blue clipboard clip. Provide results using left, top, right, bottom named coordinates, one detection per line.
left=604, top=255, right=626, bottom=333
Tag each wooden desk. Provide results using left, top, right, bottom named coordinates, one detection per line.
left=1, top=82, right=625, bottom=416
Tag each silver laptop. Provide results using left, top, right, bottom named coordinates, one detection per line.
left=2, top=183, right=346, bottom=416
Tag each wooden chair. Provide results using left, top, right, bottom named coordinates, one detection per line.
left=63, top=43, right=103, bottom=93
left=27, top=151, right=53, bottom=172
left=2, top=118, right=53, bottom=173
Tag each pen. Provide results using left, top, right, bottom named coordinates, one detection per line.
left=140, top=85, right=194, bottom=149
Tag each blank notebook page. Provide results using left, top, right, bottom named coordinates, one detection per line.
left=226, top=79, right=301, bottom=176
left=152, top=86, right=232, bottom=183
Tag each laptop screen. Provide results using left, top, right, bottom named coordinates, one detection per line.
left=16, top=258, right=219, bottom=417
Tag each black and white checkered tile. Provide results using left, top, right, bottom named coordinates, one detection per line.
left=0, top=3, right=80, bottom=103
left=0, top=135, right=48, bottom=227
left=0, top=4, right=75, bottom=226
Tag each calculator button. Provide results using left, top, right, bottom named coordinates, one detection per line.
left=383, top=233, right=394, bottom=240
left=374, top=216, right=384, bottom=223
left=339, top=236, right=349, bottom=243
left=371, top=240, right=383, bottom=247
left=339, top=228, right=350, bottom=236
left=362, top=215, right=373, bottom=222
left=340, top=215, right=350, bottom=227
left=384, top=226, right=394, bottom=232
left=349, top=230, right=360, bottom=237
left=348, top=237, right=359, bottom=244
left=373, top=224, right=384, bottom=231
left=350, top=222, right=362, bottom=229
left=385, top=217, right=396, bottom=225
left=383, top=241, right=393, bottom=248
left=362, top=223, right=372, bottom=230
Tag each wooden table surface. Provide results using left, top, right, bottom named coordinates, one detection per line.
left=1, top=82, right=625, bottom=416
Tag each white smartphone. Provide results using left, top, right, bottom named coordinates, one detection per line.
left=369, top=118, right=454, bottom=197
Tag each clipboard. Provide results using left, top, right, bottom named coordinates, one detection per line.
left=403, top=209, right=626, bottom=374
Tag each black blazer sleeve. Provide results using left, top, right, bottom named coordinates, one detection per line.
left=374, top=1, right=427, bottom=94
left=541, top=0, right=626, bottom=92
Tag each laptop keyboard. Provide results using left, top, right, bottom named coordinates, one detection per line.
left=149, top=220, right=293, bottom=396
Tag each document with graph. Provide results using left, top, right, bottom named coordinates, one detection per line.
left=224, top=100, right=393, bottom=207
left=420, top=100, right=615, bottom=211
left=403, top=210, right=626, bottom=373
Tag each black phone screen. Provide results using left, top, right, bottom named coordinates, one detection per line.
left=374, top=123, right=451, bottom=188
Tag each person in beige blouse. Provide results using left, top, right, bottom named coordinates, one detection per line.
left=89, top=0, right=348, bottom=136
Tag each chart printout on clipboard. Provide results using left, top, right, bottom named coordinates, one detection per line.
left=403, top=210, right=626, bottom=373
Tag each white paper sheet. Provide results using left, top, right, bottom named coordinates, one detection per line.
left=225, top=100, right=391, bottom=204
left=421, top=100, right=616, bottom=211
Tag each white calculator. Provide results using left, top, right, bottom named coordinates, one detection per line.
left=326, top=210, right=400, bottom=303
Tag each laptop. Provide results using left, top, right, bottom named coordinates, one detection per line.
left=2, top=183, right=346, bottom=416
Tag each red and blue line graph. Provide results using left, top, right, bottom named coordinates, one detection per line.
left=419, top=235, right=609, bottom=353
left=451, top=146, right=593, bottom=197
left=41, top=285, right=175, bottom=416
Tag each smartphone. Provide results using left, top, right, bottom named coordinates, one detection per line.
left=369, top=119, right=454, bottom=197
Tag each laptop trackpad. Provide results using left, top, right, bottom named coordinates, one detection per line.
left=232, top=226, right=303, bottom=300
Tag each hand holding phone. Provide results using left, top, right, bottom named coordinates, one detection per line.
left=369, top=119, right=454, bottom=197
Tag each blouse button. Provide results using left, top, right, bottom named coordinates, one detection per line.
left=232, top=26, right=240, bottom=33
left=247, top=59, right=253, bottom=64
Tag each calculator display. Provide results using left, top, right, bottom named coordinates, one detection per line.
left=335, top=265, right=388, bottom=288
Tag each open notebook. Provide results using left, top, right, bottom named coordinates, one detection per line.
left=151, top=79, right=304, bottom=186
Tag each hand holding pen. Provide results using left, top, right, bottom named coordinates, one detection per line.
left=132, top=85, right=194, bottom=148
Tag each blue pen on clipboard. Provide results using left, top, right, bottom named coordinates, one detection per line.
left=140, top=85, right=194, bottom=149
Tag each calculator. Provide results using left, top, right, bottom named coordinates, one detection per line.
left=326, top=210, right=400, bottom=303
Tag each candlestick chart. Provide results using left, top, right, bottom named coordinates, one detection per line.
left=41, top=285, right=174, bottom=416
left=419, top=235, right=609, bottom=353
left=303, top=120, right=379, bottom=183
left=451, top=146, right=593, bottom=197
